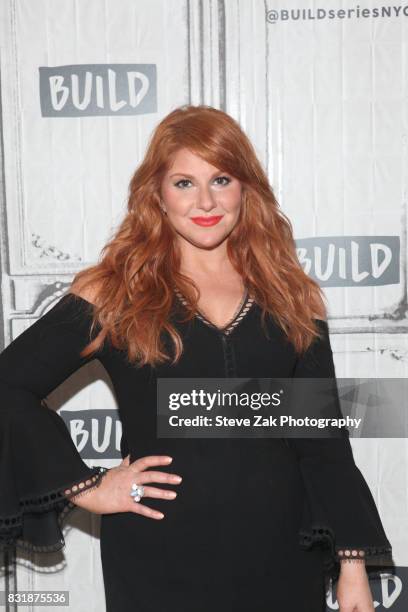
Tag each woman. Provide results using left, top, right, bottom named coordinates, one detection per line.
left=0, top=105, right=392, bottom=611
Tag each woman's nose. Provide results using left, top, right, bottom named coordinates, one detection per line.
left=196, top=189, right=217, bottom=211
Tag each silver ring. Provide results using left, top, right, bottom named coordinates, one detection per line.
left=130, top=482, right=145, bottom=502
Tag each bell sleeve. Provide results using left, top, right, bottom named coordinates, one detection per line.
left=286, top=318, right=393, bottom=581
left=0, top=292, right=109, bottom=554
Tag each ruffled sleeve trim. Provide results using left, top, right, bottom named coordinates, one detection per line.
left=299, top=523, right=393, bottom=581
left=0, top=466, right=109, bottom=553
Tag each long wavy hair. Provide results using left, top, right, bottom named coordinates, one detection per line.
left=70, top=104, right=327, bottom=368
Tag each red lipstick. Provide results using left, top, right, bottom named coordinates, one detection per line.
left=190, top=215, right=223, bottom=226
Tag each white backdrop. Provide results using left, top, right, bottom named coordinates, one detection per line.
left=0, top=1, right=406, bottom=610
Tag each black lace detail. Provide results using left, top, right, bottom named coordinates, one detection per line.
left=0, top=466, right=109, bottom=553
left=173, top=286, right=255, bottom=336
left=299, top=525, right=393, bottom=579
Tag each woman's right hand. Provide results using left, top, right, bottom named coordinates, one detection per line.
left=69, top=454, right=182, bottom=519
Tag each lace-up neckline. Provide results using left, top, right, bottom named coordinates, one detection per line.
left=173, top=286, right=255, bottom=336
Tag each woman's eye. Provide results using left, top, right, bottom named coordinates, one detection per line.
left=174, top=179, right=192, bottom=189
left=214, top=176, right=231, bottom=186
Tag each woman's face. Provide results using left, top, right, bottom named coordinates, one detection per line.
left=160, top=148, right=243, bottom=250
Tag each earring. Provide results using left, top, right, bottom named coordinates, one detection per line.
left=160, top=200, right=167, bottom=215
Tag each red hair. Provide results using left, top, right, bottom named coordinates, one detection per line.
left=71, top=104, right=327, bottom=367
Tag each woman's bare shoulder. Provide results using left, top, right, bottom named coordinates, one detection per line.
left=68, top=280, right=101, bottom=306
left=312, top=312, right=327, bottom=323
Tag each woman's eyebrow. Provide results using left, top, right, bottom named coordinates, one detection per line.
left=169, top=171, right=223, bottom=179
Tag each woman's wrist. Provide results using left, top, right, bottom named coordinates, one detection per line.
left=64, top=467, right=109, bottom=507
left=339, top=558, right=367, bottom=580
left=340, top=559, right=366, bottom=567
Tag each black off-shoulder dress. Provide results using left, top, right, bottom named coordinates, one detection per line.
left=0, top=290, right=393, bottom=611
